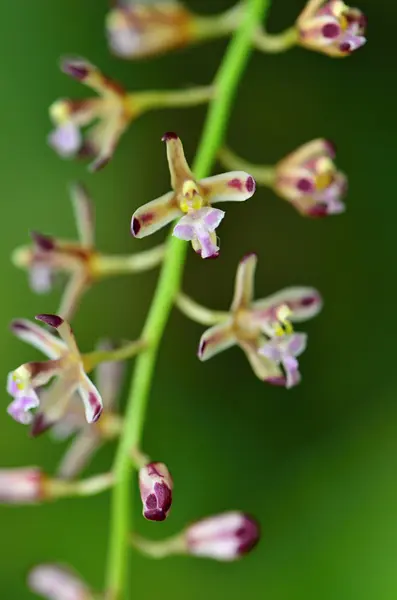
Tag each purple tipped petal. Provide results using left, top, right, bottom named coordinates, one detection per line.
left=30, top=412, right=54, bottom=438
left=252, top=287, right=323, bottom=324
left=10, top=319, right=65, bottom=359
left=48, top=123, right=82, bottom=158
left=31, top=231, right=55, bottom=252
left=200, top=171, right=256, bottom=203
left=77, top=373, right=103, bottom=423
left=131, top=191, right=181, bottom=238
left=60, top=56, right=91, bottom=80
left=198, top=322, right=236, bottom=361
left=231, top=253, right=258, bottom=311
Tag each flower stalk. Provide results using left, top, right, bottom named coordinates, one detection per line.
left=105, top=0, right=270, bottom=597
left=254, top=26, right=299, bottom=53
left=176, top=292, right=228, bottom=326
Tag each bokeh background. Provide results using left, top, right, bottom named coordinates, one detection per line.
left=1, top=0, right=394, bottom=598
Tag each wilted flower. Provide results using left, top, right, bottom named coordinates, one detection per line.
left=0, top=467, right=45, bottom=504
left=274, top=139, right=347, bottom=217
left=198, top=254, right=322, bottom=386
left=7, top=314, right=103, bottom=429
left=48, top=56, right=136, bottom=171
left=297, top=0, right=366, bottom=57
left=12, top=183, right=164, bottom=320
left=185, top=512, right=260, bottom=561
left=139, top=462, right=173, bottom=522
left=131, top=133, right=255, bottom=258
left=50, top=341, right=125, bottom=479
left=106, top=1, right=242, bottom=60
left=28, top=564, right=92, bottom=600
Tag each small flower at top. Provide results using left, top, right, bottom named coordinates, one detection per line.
left=12, top=183, right=164, bottom=321
left=28, top=564, right=93, bottom=600
left=48, top=56, right=136, bottom=171
left=274, top=139, right=347, bottom=217
left=297, top=0, right=366, bottom=57
left=7, top=314, right=103, bottom=429
left=198, top=253, right=322, bottom=386
left=139, top=462, right=173, bottom=522
left=131, top=133, right=256, bottom=258
left=106, top=1, right=242, bottom=60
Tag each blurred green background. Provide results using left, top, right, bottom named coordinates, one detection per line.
left=1, top=0, right=394, bottom=598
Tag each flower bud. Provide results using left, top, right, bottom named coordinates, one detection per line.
left=106, top=3, right=196, bottom=59
left=185, top=512, right=260, bottom=561
left=0, top=467, right=45, bottom=504
left=139, top=462, right=173, bottom=522
left=28, top=564, right=92, bottom=600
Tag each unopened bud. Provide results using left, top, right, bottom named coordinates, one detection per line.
left=0, top=467, right=46, bottom=504
left=139, top=462, right=173, bottom=522
left=28, top=564, right=92, bottom=600
left=185, top=512, right=260, bottom=561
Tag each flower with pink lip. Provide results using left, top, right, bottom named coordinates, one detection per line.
left=275, top=138, right=347, bottom=217
left=7, top=314, right=103, bottom=430
left=198, top=254, right=322, bottom=386
left=131, top=133, right=256, bottom=259
left=297, top=0, right=366, bottom=57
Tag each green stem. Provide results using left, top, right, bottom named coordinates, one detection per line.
left=254, top=26, right=298, bottom=53
left=95, top=245, right=165, bottom=278
left=218, top=147, right=276, bottom=186
left=176, top=292, right=229, bottom=326
left=105, top=1, right=270, bottom=598
left=131, top=86, right=214, bottom=113
left=83, top=340, right=146, bottom=373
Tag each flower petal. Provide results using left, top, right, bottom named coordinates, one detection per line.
left=251, top=287, right=323, bottom=323
left=286, top=332, right=308, bottom=357
left=60, top=56, right=125, bottom=99
left=200, top=171, right=256, bottom=203
left=239, top=340, right=283, bottom=381
left=29, top=264, right=53, bottom=294
left=87, top=114, right=128, bottom=172
left=230, top=253, right=257, bottom=312
left=77, top=372, right=103, bottom=423
left=162, top=132, right=194, bottom=191
left=48, top=122, right=82, bottom=158
left=57, top=271, right=89, bottom=322
left=10, top=319, right=66, bottom=359
left=131, top=191, right=181, bottom=238
left=35, top=315, right=80, bottom=356
left=7, top=393, right=39, bottom=425
left=57, top=432, right=100, bottom=480
left=198, top=321, right=236, bottom=361
left=28, top=564, right=91, bottom=600
left=94, top=341, right=125, bottom=410
left=70, top=182, right=95, bottom=248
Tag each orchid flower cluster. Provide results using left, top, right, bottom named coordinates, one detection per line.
left=2, top=1, right=366, bottom=599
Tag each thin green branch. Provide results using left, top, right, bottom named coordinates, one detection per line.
left=105, top=1, right=270, bottom=598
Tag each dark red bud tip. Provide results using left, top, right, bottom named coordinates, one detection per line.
left=131, top=217, right=141, bottom=237
left=339, top=42, right=352, bottom=53
left=90, top=395, right=103, bottom=423
left=307, top=204, right=328, bottom=218
left=35, top=314, right=64, bottom=328
left=61, top=59, right=89, bottom=80
left=265, top=376, right=286, bottom=386
left=161, top=132, right=178, bottom=142
left=30, top=231, right=55, bottom=252
left=144, top=508, right=167, bottom=522
left=198, top=339, right=207, bottom=358
left=237, top=515, right=260, bottom=556
left=246, top=176, right=255, bottom=194
left=30, top=413, right=53, bottom=438
left=204, top=252, right=220, bottom=260
left=241, top=252, right=257, bottom=262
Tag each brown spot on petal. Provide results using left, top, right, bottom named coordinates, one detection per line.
left=141, top=212, right=154, bottom=224
left=35, top=314, right=64, bottom=328
left=322, top=23, right=340, bottom=38
left=62, top=62, right=89, bottom=80
left=265, top=376, right=286, bottom=386
left=198, top=339, right=207, bottom=357
left=301, top=296, right=317, bottom=307
left=228, top=178, right=243, bottom=191
left=89, top=394, right=103, bottom=423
